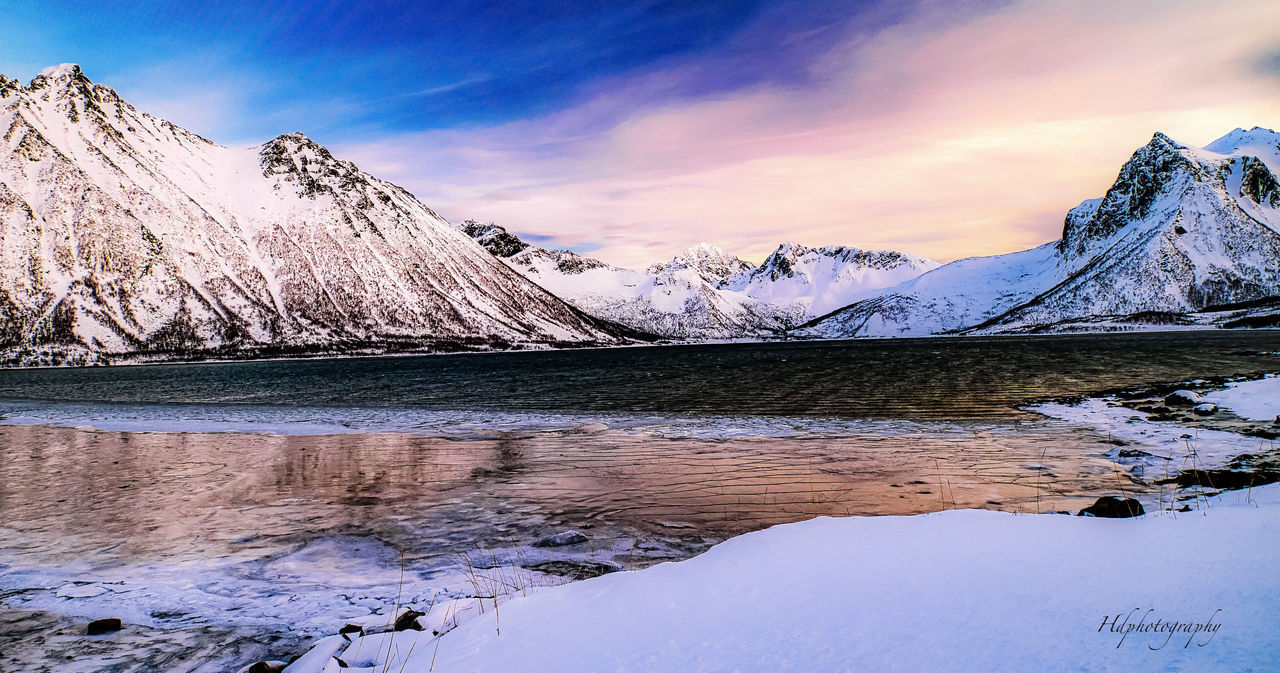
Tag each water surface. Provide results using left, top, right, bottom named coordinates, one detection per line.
left=1, top=331, right=1278, bottom=671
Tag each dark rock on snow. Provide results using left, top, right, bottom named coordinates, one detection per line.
left=338, top=623, right=363, bottom=636
left=1158, top=469, right=1280, bottom=490
left=393, top=609, right=425, bottom=632
left=86, top=617, right=122, bottom=635
left=1078, top=496, right=1145, bottom=518
left=1163, top=390, right=1203, bottom=406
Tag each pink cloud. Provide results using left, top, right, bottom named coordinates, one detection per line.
left=337, top=0, right=1280, bottom=269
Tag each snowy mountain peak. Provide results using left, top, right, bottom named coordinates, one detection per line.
left=27, top=63, right=92, bottom=93
left=257, top=131, right=418, bottom=209
left=658, top=243, right=753, bottom=284
left=462, top=226, right=935, bottom=338
left=1204, top=126, right=1280, bottom=155
left=754, top=242, right=808, bottom=280
left=37, top=63, right=81, bottom=79
left=745, top=242, right=936, bottom=284
left=678, top=242, right=732, bottom=262
left=802, top=125, right=1280, bottom=339
left=1060, top=128, right=1280, bottom=257
left=1058, top=131, right=1202, bottom=256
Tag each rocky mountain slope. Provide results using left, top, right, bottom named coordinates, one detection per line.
left=0, top=65, right=635, bottom=365
left=462, top=222, right=937, bottom=338
left=798, top=127, right=1280, bottom=338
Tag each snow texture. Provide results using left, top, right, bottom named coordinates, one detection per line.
left=303, top=485, right=1280, bottom=673
left=1202, top=374, right=1280, bottom=421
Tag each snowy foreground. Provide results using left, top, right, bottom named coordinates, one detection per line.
left=1203, top=376, right=1280, bottom=422
left=283, top=485, right=1279, bottom=673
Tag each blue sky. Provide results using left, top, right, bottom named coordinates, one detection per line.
left=2, top=1, right=1277, bottom=267
left=0, top=0, right=891, bottom=143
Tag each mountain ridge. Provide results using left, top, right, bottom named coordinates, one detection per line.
left=2, top=64, right=1276, bottom=365
left=796, top=127, right=1280, bottom=338
left=461, top=221, right=938, bottom=338
left=0, top=65, right=640, bottom=366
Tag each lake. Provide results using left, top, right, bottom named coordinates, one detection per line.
left=1, top=331, right=1277, bottom=671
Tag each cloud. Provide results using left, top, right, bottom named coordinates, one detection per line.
left=336, top=0, right=1280, bottom=268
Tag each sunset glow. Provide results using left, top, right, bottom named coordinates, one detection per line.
left=5, top=0, right=1278, bottom=267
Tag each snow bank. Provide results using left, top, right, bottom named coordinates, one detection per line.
left=323, top=486, right=1280, bottom=673
left=1203, top=375, right=1280, bottom=422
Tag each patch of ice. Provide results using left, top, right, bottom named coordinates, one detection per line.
left=1030, top=397, right=1263, bottom=467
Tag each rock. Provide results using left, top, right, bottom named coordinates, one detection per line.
left=522, top=560, right=623, bottom=580
left=1163, top=390, right=1203, bottom=406
left=531, top=530, right=589, bottom=547
left=86, top=617, right=122, bottom=635
left=1192, top=403, right=1218, bottom=416
left=1116, top=447, right=1165, bottom=459
left=246, top=662, right=286, bottom=673
left=339, top=607, right=420, bottom=635
left=1159, top=469, right=1280, bottom=490
left=338, top=623, right=363, bottom=637
left=1077, top=496, right=1145, bottom=518
left=393, top=609, right=425, bottom=632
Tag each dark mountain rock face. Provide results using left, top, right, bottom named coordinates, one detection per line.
left=461, top=220, right=531, bottom=258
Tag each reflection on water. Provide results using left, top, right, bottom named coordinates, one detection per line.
left=0, top=416, right=1152, bottom=673
left=0, top=420, right=1139, bottom=571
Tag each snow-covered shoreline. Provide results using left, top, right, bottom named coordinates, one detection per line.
left=281, top=486, right=1280, bottom=673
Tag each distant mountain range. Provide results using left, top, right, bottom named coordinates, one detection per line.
left=1, top=64, right=1276, bottom=366
left=463, top=221, right=936, bottom=338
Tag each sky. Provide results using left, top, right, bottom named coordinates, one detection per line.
left=2, top=0, right=1278, bottom=267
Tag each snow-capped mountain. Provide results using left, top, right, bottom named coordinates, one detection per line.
left=799, top=127, right=1280, bottom=337
left=648, top=242, right=754, bottom=285
left=722, top=242, right=940, bottom=325
left=0, top=65, right=633, bottom=365
left=462, top=222, right=937, bottom=338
